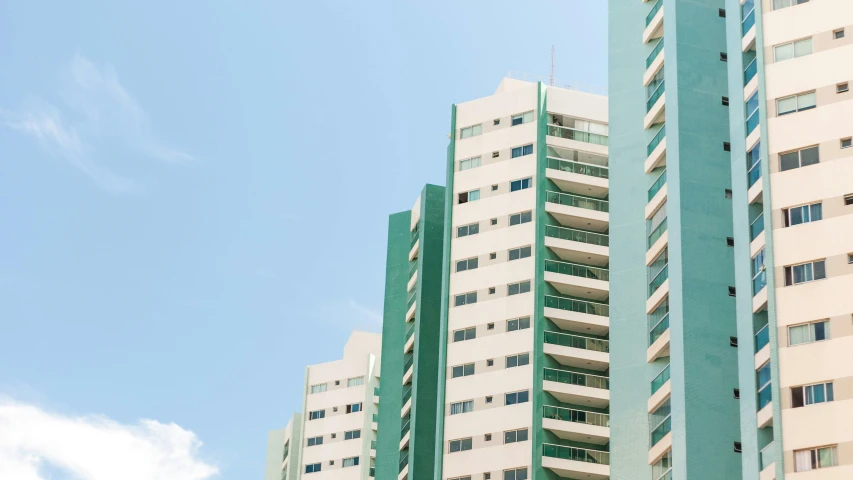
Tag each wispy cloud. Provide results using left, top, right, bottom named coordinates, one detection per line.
left=0, top=399, right=218, bottom=480
left=347, top=299, right=382, bottom=325
left=2, top=54, right=195, bottom=193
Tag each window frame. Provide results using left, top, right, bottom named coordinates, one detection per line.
left=509, top=211, right=533, bottom=226
left=457, top=222, right=480, bottom=238
left=511, top=144, right=534, bottom=158
left=307, top=436, right=324, bottom=447
left=776, top=91, right=816, bottom=116
left=774, top=37, right=813, bottom=62
left=511, top=111, right=535, bottom=126
left=451, top=363, right=475, bottom=378
left=459, top=124, right=482, bottom=139
left=342, top=456, right=360, bottom=468
left=784, top=202, right=822, bottom=227
left=785, top=260, right=827, bottom=286
left=453, top=327, right=477, bottom=342
left=459, top=156, right=482, bottom=171
left=507, top=317, right=531, bottom=332
left=305, top=463, right=322, bottom=474
left=454, top=291, right=477, bottom=307
left=503, top=468, right=529, bottom=480
left=347, top=376, right=364, bottom=387
left=456, top=256, right=479, bottom=273
left=449, top=437, right=473, bottom=453
left=503, top=428, right=529, bottom=444
left=310, top=383, right=327, bottom=394
left=788, top=320, right=830, bottom=346
left=449, top=400, right=474, bottom=415
left=508, top=246, right=532, bottom=261
left=507, top=280, right=531, bottom=296
left=344, top=429, right=361, bottom=440
left=505, top=390, right=530, bottom=405
left=779, top=145, right=820, bottom=171
left=458, top=189, right=480, bottom=204
left=510, top=177, right=532, bottom=192
left=309, top=410, right=325, bottom=420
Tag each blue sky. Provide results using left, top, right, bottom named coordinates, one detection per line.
left=0, top=1, right=606, bottom=478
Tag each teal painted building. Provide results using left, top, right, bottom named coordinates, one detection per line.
left=608, top=0, right=743, bottom=478
left=376, top=184, right=446, bottom=480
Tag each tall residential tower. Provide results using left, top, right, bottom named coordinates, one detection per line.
left=436, top=76, right=611, bottom=480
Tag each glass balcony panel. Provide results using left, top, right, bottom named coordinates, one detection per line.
left=648, top=170, right=667, bottom=201
left=544, top=295, right=610, bottom=317
left=543, top=444, right=610, bottom=465
left=648, top=264, right=669, bottom=297
left=750, top=214, right=764, bottom=241
left=546, top=191, right=609, bottom=212
left=545, top=225, right=610, bottom=246
left=646, top=0, right=663, bottom=26
left=543, top=405, right=610, bottom=427
left=647, top=80, right=665, bottom=112
left=651, top=364, right=671, bottom=394
left=647, top=39, right=664, bottom=68
left=647, top=217, right=668, bottom=248
left=544, top=330, right=610, bottom=353
left=650, top=416, right=672, bottom=446
left=649, top=312, right=670, bottom=345
left=647, top=124, right=666, bottom=156
left=546, top=157, right=609, bottom=179
left=755, top=324, right=770, bottom=351
left=547, top=124, right=609, bottom=146
left=544, top=259, right=609, bottom=281
left=544, top=368, right=610, bottom=390
left=744, top=59, right=758, bottom=84
left=748, top=159, right=761, bottom=187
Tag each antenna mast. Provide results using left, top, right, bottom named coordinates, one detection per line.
left=550, top=45, right=555, bottom=86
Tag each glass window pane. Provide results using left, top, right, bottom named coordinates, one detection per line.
left=818, top=447, right=835, bottom=467
left=790, top=207, right=804, bottom=225
left=523, top=111, right=534, bottom=123
left=780, top=151, right=800, bottom=171
left=789, top=325, right=809, bottom=345
left=827, top=382, right=834, bottom=401
left=507, top=319, right=518, bottom=331
left=775, top=43, right=794, bottom=61
left=813, top=261, right=826, bottom=280
left=793, top=264, right=806, bottom=284
left=472, top=125, right=482, bottom=136
left=800, top=146, right=820, bottom=166
left=810, top=203, right=822, bottom=221
left=778, top=96, right=797, bottom=115
left=795, top=38, right=813, bottom=57
left=798, top=92, right=816, bottom=109
left=517, top=429, right=528, bottom=441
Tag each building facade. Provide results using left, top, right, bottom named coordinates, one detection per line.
left=608, top=0, right=743, bottom=479
left=726, top=0, right=853, bottom=478
left=376, top=185, right=445, bottom=480
left=265, top=414, right=303, bottom=480
left=435, top=77, right=611, bottom=480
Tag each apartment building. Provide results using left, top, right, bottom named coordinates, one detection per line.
left=375, top=185, right=445, bottom=480
left=435, top=76, right=611, bottom=480
left=608, top=0, right=742, bottom=479
left=265, top=414, right=303, bottom=480
left=264, top=331, right=382, bottom=480
left=725, top=0, right=853, bottom=478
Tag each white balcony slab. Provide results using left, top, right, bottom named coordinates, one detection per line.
left=648, top=432, right=672, bottom=465
left=748, top=179, right=763, bottom=204
left=546, top=167, right=609, bottom=200
left=543, top=380, right=610, bottom=409
left=646, top=230, right=669, bottom=266
left=544, top=341, right=610, bottom=371
left=645, top=183, right=667, bottom=220
left=647, top=329, right=671, bottom=362
left=543, top=454, right=609, bottom=480
left=644, top=92, right=666, bottom=130
left=757, top=402, right=773, bottom=429
left=643, top=48, right=664, bottom=86
left=643, top=7, right=664, bottom=44
left=545, top=201, right=609, bottom=233
left=648, top=379, right=671, bottom=413
left=544, top=235, right=610, bottom=268
left=644, top=137, right=667, bottom=173
left=646, top=279, right=670, bottom=314
left=545, top=270, right=609, bottom=301
left=543, top=418, right=610, bottom=445
left=544, top=307, right=610, bottom=336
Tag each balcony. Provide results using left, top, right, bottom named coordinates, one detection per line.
left=542, top=444, right=610, bottom=480
left=645, top=80, right=666, bottom=129
left=648, top=264, right=668, bottom=298
left=645, top=124, right=666, bottom=173
left=644, top=39, right=664, bottom=86
left=402, top=355, right=414, bottom=385
left=545, top=191, right=609, bottom=232
left=755, top=324, right=769, bottom=352
left=650, top=416, right=671, bottom=447
left=648, top=217, right=668, bottom=252
left=651, top=365, right=670, bottom=395
left=408, top=238, right=419, bottom=262
left=544, top=259, right=609, bottom=300
left=547, top=124, right=609, bottom=147
left=647, top=312, right=670, bottom=362
left=750, top=214, right=764, bottom=241
left=643, top=0, right=664, bottom=44
left=760, top=443, right=777, bottom=480
left=742, top=1, right=756, bottom=52
left=748, top=159, right=761, bottom=188
left=544, top=368, right=610, bottom=408
left=648, top=301, right=669, bottom=346
left=398, top=450, right=409, bottom=479
left=543, top=405, right=610, bottom=445
left=544, top=294, right=610, bottom=335
left=544, top=330, right=610, bottom=371
left=646, top=173, right=667, bottom=222
left=546, top=157, right=609, bottom=199
left=372, top=413, right=378, bottom=430
left=544, top=225, right=609, bottom=267
left=744, top=58, right=758, bottom=99
left=406, top=269, right=417, bottom=292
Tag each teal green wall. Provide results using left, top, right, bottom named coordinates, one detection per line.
left=264, top=428, right=287, bottom=480
left=610, top=0, right=742, bottom=478
left=724, top=0, right=785, bottom=477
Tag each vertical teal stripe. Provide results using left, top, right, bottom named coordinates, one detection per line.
left=532, top=82, right=548, bottom=479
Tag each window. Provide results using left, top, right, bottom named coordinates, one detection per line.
left=507, top=317, right=531, bottom=332
left=486, top=323, right=495, bottom=330
left=460, top=157, right=481, bottom=171
left=510, top=177, right=532, bottom=192
left=489, top=252, right=497, bottom=259
left=792, top=382, right=834, bottom=408
left=490, top=218, right=498, bottom=225
left=454, top=292, right=477, bottom=306
left=458, top=189, right=480, bottom=204
left=504, top=428, right=529, bottom=444
left=720, top=52, right=728, bottom=62
left=486, top=359, right=494, bottom=367
left=727, top=237, right=735, bottom=247
left=485, top=473, right=491, bottom=480
left=774, top=37, right=812, bottom=62
left=849, top=253, right=853, bottom=264
left=503, top=468, right=528, bottom=480
left=485, top=434, right=492, bottom=442
left=730, top=336, right=739, bottom=347
left=834, top=29, right=845, bottom=40
left=511, top=111, right=534, bottom=126
left=507, top=281, right=531, bottom=296
left=505, top=390, right=529, bottom=405
left=449, top=438, right=473, bottom=453
left=331, top=433, right=336, bottom=439
left=488, top=287, right=496, bottom=294
left=734, top=442, right=743, bottom=453
left=344, top=429, right=361, bottom=440
left=788, top=320, right=829, bottom=345
left=728, top=286, right=736, bottom=297
left=309, top=410, right=325, bottom=420
left=450, top=400, right=474, bottom=415
left=772, top=0, right=809, bottom=10
left=846, top=194, right=853, bottom=206
left=795, top=446, right=837, bottom=471
left=511, top=144, right=534, bottom=158
left=310, top=383, right=327, bottom=394
left=334, top=380, right=340, bottom=386
left=723, top=142, right=731, bottom=152
left=491, top=184, right=498, bottom=191
left=460, top=124, right=482, bottom=139
left=505, top=353, right=530, bottom=368
left=342, top=457, right=359, bottom=468
left=508, top=246, right=532, bottom=261
left=719, top=8, right=726, bottom=17
left=492, top=151, right=499, bottom=158
left=734, top=388, right=740, bottom=399
left=457, top=222, right=479, bottom=238
left=725, top=189, right=733, bottom=199
left=838, top=82, right=849, bottom=94
left=307, top=436, right=323, bottom=447
left=346, top=403, right=362, bottom=413
left=784, top=260, right=826, bottom=286
left=453, top=327, right=476, bottom=342
left=842, top=138, right=852, bottom=149
left=451, top=363, right=475, bottom=378
left=347, top=376, right=364, bottom=387
left=456, top=257, right=479, bottom=272
left=784, top=202, right=822, bottom=226
left=777, top=91, right=816, bottom=116
left=757, top=362, right=771, bottom=409
left=780, top=146, right=819, bottom=171
left=509, top=211, right=532, bottom=226
left=722, top=96, right=729, bottom=106
left=494, top=119, right=500, bottom=126
left=485, top=395, right=493, bottom=403
left=305, top=463, right=321, bottom=474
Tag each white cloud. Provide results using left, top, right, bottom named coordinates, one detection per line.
left=0, top=400, right=218, bottom=480
left=2, top=53, right=194, bottom=193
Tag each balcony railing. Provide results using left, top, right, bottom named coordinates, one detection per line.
left=402, top=386, right=412, bottom=404
left=369, top=467, right=375, bottom=477
left=398, top=451, right=409, bottom=473
left=758, top=383, right=772, bottom=409
left=403, top=356, right=414, bottom=374
left=409, top=261, right=418, bottom=277
left=742, top=7, right=755, bottom=35
left=544, top=295, right=610, bottom=317
left=750, top=214, right=764, bottom=241
left=748, top=159, right=761, bottom=187
left=744, top=59, right=757, bottom=84
left=410, top=229, right=419, bottom=248
left=407, top=290, right=416, bottom=308
left=651, top=416, right=672, bottom=446
left=372, top=413, right=379, bottom=422
left=648, top=265, right=669, bottom=297
left=647, top=124, right=666, bottom=157
left=544, top=368, right=610, bottom=390
left=547, top=124, right=609, bottom=146
left=746, top=110, right=759, bottom=136
left=545, top=330, right=610, bottom=353
left=543, top=444, right=610, bottom=465
left=646, top=80, right=665, bottom=112
left=753, top=270, right=767, bottom=294
left=648, top=170, right=667, bottom=201
left=649, top=312, right=670, bottom=346
left=371, top=440, right=377, bottom=450
left=543, top=405, right=610, bottom=427
left=648, top=218, right=668, bottom=248
left=760, top=443, right=777, bottom=470
left=646, top=0, right=663, bottom=26
left=374, top=386, right=380, bottom=396
left=647, top=39, right=664, bottom=69
left=546, top=156, right=609, bottom=179
left=405, top=324, right=415, bottom=341
left=546, top=191, right=609, bottom=213
left=755, top=324, right=770, bottom=351
left=544, top=259, right=609, bottom=281
left=545, top=225, right=609, bottom=247
left=400, top=419, right=410, bottom=438
left=651, top=364, right=671, bottom=395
